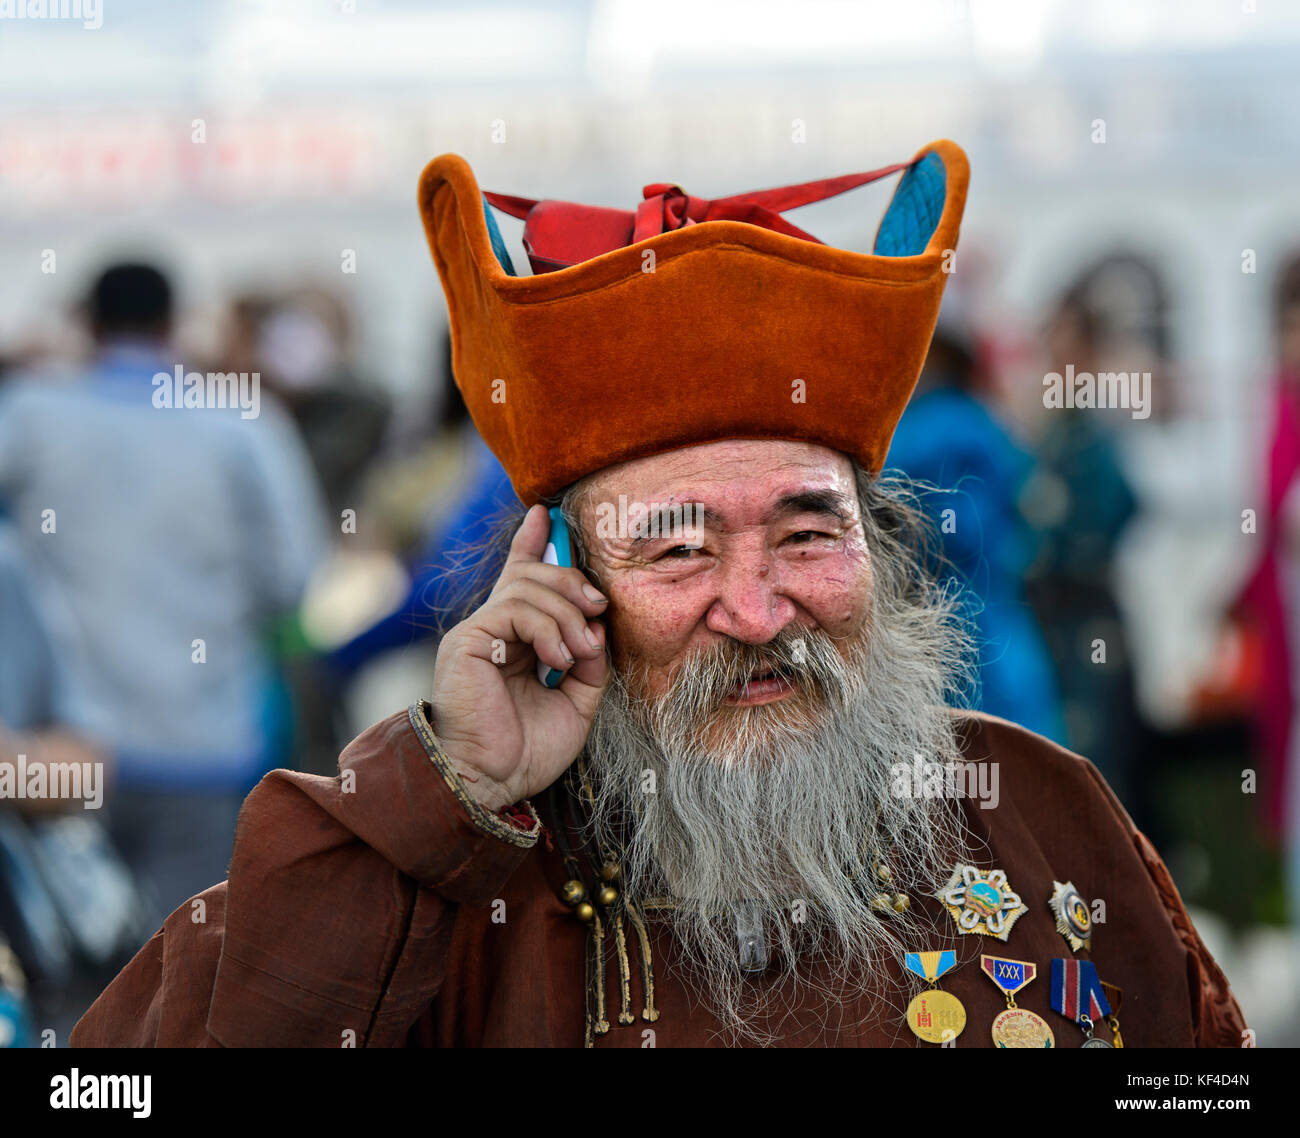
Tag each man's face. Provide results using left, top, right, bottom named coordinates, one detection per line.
left=576, top=441, right=967, bottom=1040
left=577, top=439, right=872, bottom=721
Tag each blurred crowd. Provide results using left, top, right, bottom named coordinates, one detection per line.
left=1, top=241, right=1297, bottom=1044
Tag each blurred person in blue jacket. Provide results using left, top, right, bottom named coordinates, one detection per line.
left=331, top=360, right=518, bottom=682
left=0, top=262, right=329, bottom=926
left=887, top=319, right=1066, bottom=745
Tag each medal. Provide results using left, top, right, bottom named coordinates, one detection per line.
left=1048, top=879, right=1093, bottom=953
left=904, top=950, right=966, bottom=1044
left=1050, top=957, right=1113, bottom=1047
left=981, top=955, right=1055, bottom=1048
left=1100, top=980, right=1124, bottom=1048
left=936, top=865, right=1029, bottom=941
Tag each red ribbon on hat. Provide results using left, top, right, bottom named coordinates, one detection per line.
left=484, top=161, right=913, bottom=275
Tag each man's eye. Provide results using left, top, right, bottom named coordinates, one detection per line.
left=786, top=531, right=832, bottom=544
left=662, top=545, right=703, bottom=559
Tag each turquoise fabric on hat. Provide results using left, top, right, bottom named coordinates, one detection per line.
left=874, top=151, right=947, bottom=257
left=482, top=195, right=517, bottom=276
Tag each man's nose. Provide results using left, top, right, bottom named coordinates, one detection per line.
left=703, top=548, right=796, bottom=645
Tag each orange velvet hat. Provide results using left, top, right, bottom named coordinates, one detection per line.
left=418, top=139, right=969, bottom=505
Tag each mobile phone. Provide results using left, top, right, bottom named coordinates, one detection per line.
left=538, top=506, right=574, bottom=687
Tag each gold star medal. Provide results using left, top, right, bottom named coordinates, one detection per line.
left=936, top=865, right=1028, bottom=941
left=903, top=950, right=966, bottom=1044
left=980, top=955, right=1055, bottom=1048
left=1048, top=880, right=1093, bottom=953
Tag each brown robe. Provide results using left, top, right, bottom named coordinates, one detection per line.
left=70, top=702, right=1246, bottom=1048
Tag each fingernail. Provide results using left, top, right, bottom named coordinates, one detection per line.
left=563, top=646, right=575, bottom=664
left=582, top=584, right=607, bottom=604
left=584, top=626, right=600, bottom=650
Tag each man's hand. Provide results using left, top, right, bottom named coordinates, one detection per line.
left=430, top=504, right=609, bottom=812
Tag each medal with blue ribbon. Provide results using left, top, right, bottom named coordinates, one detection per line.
left=980, top=956, right=1054, bottom=1048
left=1050, top=957, right=1114, bottom=1047
left=904, top=950, right=965, bottom=1044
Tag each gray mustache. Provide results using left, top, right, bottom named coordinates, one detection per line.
left=657, top=625, right=851, bottom=715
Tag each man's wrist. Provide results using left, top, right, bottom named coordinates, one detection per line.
left=447, top=756, right=516, bottom=814
left=408, top=702, right=540, bottom=847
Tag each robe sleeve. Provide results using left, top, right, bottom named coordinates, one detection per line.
left=71, top=701, right=541, bottom=1047
left=1080, top=759, right=1250, bottom=1048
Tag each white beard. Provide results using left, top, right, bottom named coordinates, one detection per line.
left=580, top=608, right=974, bottom=1044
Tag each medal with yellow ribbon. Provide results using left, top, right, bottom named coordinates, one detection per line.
left=904, top=950, right=966, bottom=1044
left=980, top=955, right=1055, bottom=1048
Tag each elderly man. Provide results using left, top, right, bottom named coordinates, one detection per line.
left=73, top=140, right=1245, bottom=1048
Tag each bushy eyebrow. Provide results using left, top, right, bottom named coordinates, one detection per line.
left=626, top=502, right=718, bottom=549
left=626, top=489, right=853, bottom=550
left=769, top=489, right=855, bottom=525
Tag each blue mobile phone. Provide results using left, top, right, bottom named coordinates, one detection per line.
left=538, top=506, right=573, bottom=687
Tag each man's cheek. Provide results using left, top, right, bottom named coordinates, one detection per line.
left=609, top=581, right=697, bottom=646
left=605, top=601, right=676, bottom=670
left=609, top=607, right=706, bottom=701
left=792, top=566, right=872, bottom=631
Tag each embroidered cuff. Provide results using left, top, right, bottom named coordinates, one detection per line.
left=408, top=701, right=540, bottom=848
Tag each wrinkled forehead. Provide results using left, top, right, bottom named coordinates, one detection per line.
left=572, top=439, right=860, bottom=532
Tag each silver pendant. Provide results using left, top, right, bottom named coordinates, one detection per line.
left=734, top=901, right=768, bottom=973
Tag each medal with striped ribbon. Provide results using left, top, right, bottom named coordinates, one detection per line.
left=1050, top=957, right=1114, bottom=1047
